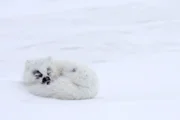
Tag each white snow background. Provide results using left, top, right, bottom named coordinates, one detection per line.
left=0, top=0, right=180, bottom=120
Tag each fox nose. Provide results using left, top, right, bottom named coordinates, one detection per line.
left=42, top=76, right=51, bottom=84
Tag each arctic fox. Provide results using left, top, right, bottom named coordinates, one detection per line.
left=23, top=57, right=99, bottom=100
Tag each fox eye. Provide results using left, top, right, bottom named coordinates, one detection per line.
left=33, top=70, right=43, bottom=79
left=33, top=70, right=40, bottom=75
left=71, top=68, right=77, bottom=72
left=47, top=67, right=51, bottom=75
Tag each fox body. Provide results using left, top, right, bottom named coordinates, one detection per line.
left=23, top=57, right=99, bottom=100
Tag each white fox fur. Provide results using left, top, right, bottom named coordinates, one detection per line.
left=23, top=57, right=99, bottom=100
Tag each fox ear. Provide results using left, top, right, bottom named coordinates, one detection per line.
left=47, top=56, right=52, bottom=61
left=25, top=60, right=31, bottom=64
left=25, top=60, right=30, bottom=65
left=25, top=60, right=32, bottom=70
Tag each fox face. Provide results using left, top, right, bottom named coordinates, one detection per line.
left=23, top=57, right=57, bottom=85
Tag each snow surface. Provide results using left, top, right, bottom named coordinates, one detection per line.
left=0, top=0, right=180, bottom=120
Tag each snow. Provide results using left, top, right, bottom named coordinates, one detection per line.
left=0, top=0, right=180, bottom=120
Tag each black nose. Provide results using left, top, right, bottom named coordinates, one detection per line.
left=42, top=76, right=51, bottom=85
